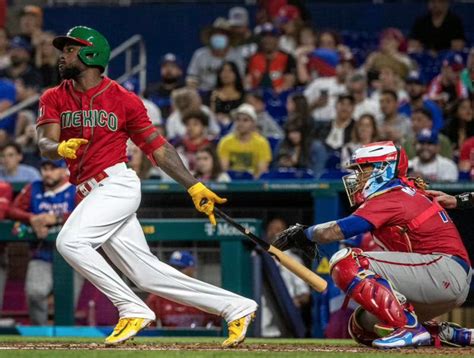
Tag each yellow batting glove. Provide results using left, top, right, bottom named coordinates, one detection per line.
left=188, top=182, right=227, bottom=226
left=57, top=138, right=88, bottom=159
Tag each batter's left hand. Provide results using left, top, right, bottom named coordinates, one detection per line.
left=188, top=182, right=227, bottom=225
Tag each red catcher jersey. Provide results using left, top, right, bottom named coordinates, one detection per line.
left=37, top=77, right=165, bottom=185
left=354, top=186, right=470, bottom=264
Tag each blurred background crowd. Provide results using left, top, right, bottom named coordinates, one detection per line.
left=0, top=0, right=473, bottom=185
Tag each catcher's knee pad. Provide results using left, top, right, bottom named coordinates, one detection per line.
left=348, top=307, right=379, bottom=347
left=329, top=248, right=408, bottom=329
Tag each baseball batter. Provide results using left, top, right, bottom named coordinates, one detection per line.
left=36, top=26, right=257, bottom=347
left=273, top=141, right=473, bottom=349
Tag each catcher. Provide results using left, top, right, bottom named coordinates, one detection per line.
left=273, top=141, right=473, bottom=349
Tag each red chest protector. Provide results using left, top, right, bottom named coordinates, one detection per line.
left=372, top=197, right=443, bottom=252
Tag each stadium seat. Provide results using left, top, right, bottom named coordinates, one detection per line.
left=263, top=89, right=291, bottom=126
left=319, top=170, right=348, bottom=180
left=226, top=170, right=254, bottom=180
left=267, top=136, right=282, bottom=157
left=259, top=168, right=315, bottom=180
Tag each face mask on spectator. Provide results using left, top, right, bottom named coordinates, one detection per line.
left=210, top=34, right=229, bottom=50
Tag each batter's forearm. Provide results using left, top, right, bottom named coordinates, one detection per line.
left=38, top=137, right=62, bottom=160
left=153, top=142, right=198, bottom=189
left=307, top=221, right=344, bottom=244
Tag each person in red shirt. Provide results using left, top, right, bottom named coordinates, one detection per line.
left=458, top=136, right=474, bottom=180
left=0, top=181, right=12, bottom=314
left=146, top=251, right=220, bottom=328
left=246, top=23, right=296, bottom=93
left=173, top=110, right=212, bottom=172
left=35, top=26, right=256, bottom=347
left=273, top=141, right=472, bottom=349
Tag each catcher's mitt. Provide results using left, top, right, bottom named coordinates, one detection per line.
left=272, top=223, right=319, bottom=261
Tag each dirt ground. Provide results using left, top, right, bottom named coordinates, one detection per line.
left=0, top=342, right=473, bottom=354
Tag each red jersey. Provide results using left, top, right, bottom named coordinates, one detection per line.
left=37, top=77, right=166, bottom=185
left=354, top=186, right=470, bottom=263
left=0, top=181, right=12, bottom=219
left=146, top=294, right=221, bottom=328
left=460, top=136, right=474, bottom=180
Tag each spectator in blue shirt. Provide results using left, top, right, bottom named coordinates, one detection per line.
left=399, top=72, right=444, bottom=132
left=0, top=142, right=40, bottom=183
left=0, top=79, right=17, bottom=134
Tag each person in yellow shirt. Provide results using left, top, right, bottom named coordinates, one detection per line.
left=217, top=104, right=272, bottom=178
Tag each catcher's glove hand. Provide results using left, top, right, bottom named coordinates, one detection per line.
left=272, top=223, right=319, bottom=261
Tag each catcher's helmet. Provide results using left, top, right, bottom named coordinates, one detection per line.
left=342, top=141, right=408, bottom=207
left=53, top=26, right=110, bottom=72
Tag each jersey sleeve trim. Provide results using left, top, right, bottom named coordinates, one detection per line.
left=36, top=118, right=60, bottom=126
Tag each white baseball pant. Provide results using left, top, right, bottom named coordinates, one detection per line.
left=56, top=163, right=257, bottom=322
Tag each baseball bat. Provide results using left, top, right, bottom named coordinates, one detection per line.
left=213, top=207, right=328, bottom=293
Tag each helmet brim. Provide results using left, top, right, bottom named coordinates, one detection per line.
left=53, top=36, right=92, bottom=51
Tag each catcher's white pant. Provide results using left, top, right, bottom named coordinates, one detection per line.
left=56, top=163, right=257, bottom=321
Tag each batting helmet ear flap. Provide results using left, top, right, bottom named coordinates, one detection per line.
left=53, top=26, right=110, bottom=72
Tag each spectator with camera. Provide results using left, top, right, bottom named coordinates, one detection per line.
left=304, top=52, right=354, bottom=124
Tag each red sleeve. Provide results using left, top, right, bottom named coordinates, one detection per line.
left=8, top=184, right=33, bottom=223
left=37, top=88, right=60, bottom=127
left=0, top=182, right=12, bottom=219
left=126, top=93, right=166, bottom=157
left=353, top=195, right=404, bottom=229
left=460, top=138, right=474, bottom=161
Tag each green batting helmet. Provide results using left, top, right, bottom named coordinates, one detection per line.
left=53, top=26, right=110, bottom=72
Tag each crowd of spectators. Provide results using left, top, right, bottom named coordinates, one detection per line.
left=139, top=0, right=474, bottom=183
left=0, top=1, right=472, bottom=184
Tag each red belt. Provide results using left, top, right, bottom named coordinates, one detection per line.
left=76, top=171, right=109, bottom=200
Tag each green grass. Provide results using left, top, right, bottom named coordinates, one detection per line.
left=0, top=336, right=471, bottom=357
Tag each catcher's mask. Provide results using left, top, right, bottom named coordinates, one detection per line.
left=342, top=141, right=407, bottom=207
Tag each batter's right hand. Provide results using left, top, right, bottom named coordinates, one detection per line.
left=188, top=182, right=227, bottom=226
left=425, top=190, right=457, bottom=209
left=57, top=138, right=88, bottom=159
